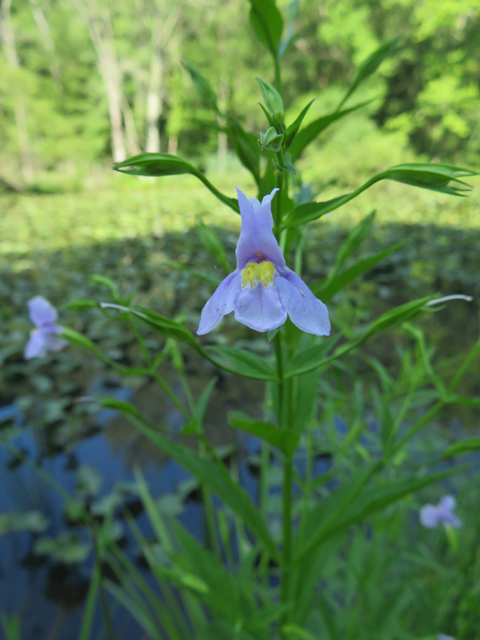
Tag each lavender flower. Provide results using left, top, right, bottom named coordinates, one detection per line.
left=24, top=296, right=67, bottom=360
left=419, top=495, right=462, bottom=529
left=438, top=635, right=456, bottom=640
left=197, top=187, right=330, bottom=335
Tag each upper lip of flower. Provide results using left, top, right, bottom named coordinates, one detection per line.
left=197, top=187, right=330, bottom=336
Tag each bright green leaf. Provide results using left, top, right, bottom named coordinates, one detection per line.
left=338, top=37, right=402, bottom=109
left=113, top=153, right=239, bottom=213
left=248, top=0, right=284, bottom=59
left=229, top=414, right=299, bottom=458
left=207, top=346, right=278, bottom=382
left=196, top=220, right=231, bottom=273
left=289, top=101, right=371, bottom=160
left=256, top=77, right=284, bottom=122
left=183, top=60, right=219, bottom=112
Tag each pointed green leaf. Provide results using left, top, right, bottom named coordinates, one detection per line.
left=229, top=415, right=299, bottom=458
left=183, top=60, right=219, bottom=112
left=331, top=210, right=376, bottom=276
left=279, top=0, right=300, bottom=59
left=196, top=221, right=231, bottom=273
left=126, top=417, right=281, bottom=563
left=312, top=238, right=410, bottom=300
left=207, top=346, right=278, bottom=382
left=442, top=437, right=480, bottom=458
left=90, top=274, right=120, bottom=298
left=379, top=163, right=477, bottom=196
left=256, top=77, right=284, bottom=122
left=282, top=163, right=477, bottom=229
left=113, top=153, right=239, bottom=213
left=284, top=99, right=315, bottom=149
left=285, top=335, right=340, bottom=379
left=285, top=296, right=435, bottom=378
left=339, top=37, right=401, bottom=109
left=61, top=326, right=144, bottom=374
left=295, top=465, right=463, bottom=562
left=289, top=101, right=371, bottom=160
left=248, top=0, right=284, bottom=59
left=282, top=197, right=343, bottom=229
left=229, top=118, right=261, bottom=185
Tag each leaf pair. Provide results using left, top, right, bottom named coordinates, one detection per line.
left=283, top=164, right=477, bottom=230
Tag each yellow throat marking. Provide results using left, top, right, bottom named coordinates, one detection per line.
left=242, top=261, right=275, bottom=289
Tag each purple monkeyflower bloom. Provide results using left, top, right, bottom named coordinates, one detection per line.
left=419, top=495, right=462, bottom=529
left=197, top=187, right=330, bottom=336
left=24, top=296, right=67, bottom=360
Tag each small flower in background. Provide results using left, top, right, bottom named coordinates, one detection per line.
left=24, top=296, right=68, bottom=360
left=419, top=495, right=462, bottom=529
left=438, top=634, right=456, bottom=640
left=197, top=187, right=330, bottom=336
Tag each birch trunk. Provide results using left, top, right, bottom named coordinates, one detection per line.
left=122, top=97, right=140, bottom=157
left=29, top=0, right=62, bottom=91
left=0, top=0, right=34, bottom=182
left=145, top=44, right=163, bottom=153
left=71, top=0, right=126, bottom=162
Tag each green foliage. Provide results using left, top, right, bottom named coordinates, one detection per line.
left=114, top=153, right=239, bottom=213
left=229, top=414, right=300, bottom=458
left=2, top=0, right=480, bottom=638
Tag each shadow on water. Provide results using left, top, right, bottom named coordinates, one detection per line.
left=1, top=221, right=480, bottom=638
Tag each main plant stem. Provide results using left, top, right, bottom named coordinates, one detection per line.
left=275, top=332, right=293, bottom=628
left=272, top=141, right=295, bottom=629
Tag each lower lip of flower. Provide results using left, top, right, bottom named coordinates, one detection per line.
left=242, top=261, right=275, bottom=289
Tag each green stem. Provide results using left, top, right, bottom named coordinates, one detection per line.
left=91, top=521, right=116, bottom=640
left=275, top=332, right=294, bottom=630
left=129, top=318, right=151, bottom=368
left=151, top=371, right=190, bottom=420
left=274, top=57, right=282, bottom=97
left=281, top=457, right=293, bottom=618
left=198, top=437, right=221, bottom=557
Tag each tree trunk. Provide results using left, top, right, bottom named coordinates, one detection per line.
left=71, top=0, right=126, bottom=162
left=122, top=97, right=140, bottom=157
left=95, top=32, right=126, bottom=162
left=145, top=44, right=163, bottom=153
left=0, top=0, right=35, bottom=182
left=29, top=0, right=62, bottom=91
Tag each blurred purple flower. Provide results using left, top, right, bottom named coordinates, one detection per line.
left=24, top=296, right=67, bottom=360
left=438, top=635, right=456, bottom=640
left=420, top=495, right=462, bottom=529
left=197, top=187, right=330, bottom=335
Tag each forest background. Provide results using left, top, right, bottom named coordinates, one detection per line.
left=1, top=0, right=479, bottom=191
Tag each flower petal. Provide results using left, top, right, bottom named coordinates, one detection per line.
left=24, top=331, right=48, bottom=360
left=27, top=296, right=58, bottom=328
left=234, top=284, right=286, bottom=332
left=235, top=187, right=285, bottom=270
left=419, top=504, right=440, bottom=528
left=197, top=271, right=242, bottom=335
left=45, top=334, right=68, bottom=353
left=445, top=513, right=462, bottom=529
left=439, top=495, right=456, bottom=512
left=274, top=269, right=330, bottom=336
